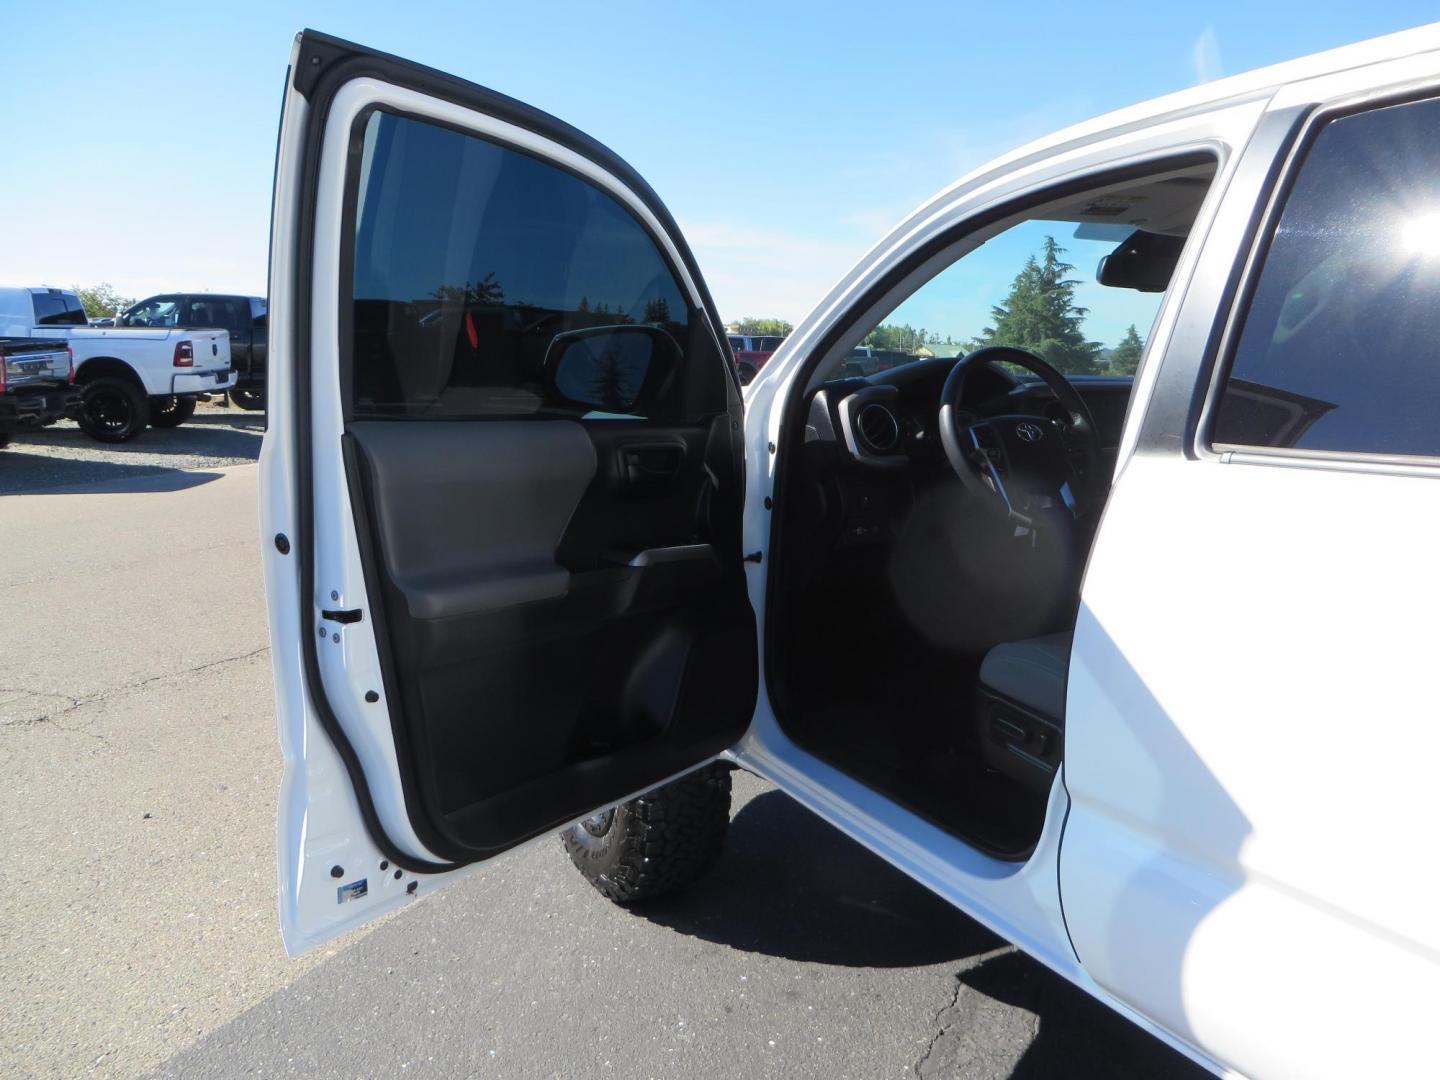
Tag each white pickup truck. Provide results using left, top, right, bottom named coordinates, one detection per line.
left=265, top=25, right=1440, bottom=1080
left=0, top=286, right=233, bottom=441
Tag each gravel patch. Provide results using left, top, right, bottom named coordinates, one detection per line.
left=0, top=401, right=263, bottom=494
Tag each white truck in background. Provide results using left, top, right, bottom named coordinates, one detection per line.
left=0, top=286, right=233, bottom=442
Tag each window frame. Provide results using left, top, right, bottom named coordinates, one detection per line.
left=1199, top=84, right=1440, bottom=474
left=335, top=103, right=723, bottom=425
left=792, top=150, right=1221, bottom=402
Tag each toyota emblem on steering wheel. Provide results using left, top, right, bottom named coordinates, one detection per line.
left=1015, top=421, right=1044, bottom=443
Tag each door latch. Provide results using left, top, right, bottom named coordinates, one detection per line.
left=321, top=608, right=363, bottom=624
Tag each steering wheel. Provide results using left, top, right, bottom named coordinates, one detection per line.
left=938, top=346, right=1102, bottom=525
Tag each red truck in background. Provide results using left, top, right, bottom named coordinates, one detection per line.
left=726, top=333, right=784, bottom=384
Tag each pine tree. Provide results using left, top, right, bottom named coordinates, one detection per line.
left=979, top=237, right=1102, bottom=374
left=590, top=346, right=630, bottom=410
left=1108, top=324, right=1145, bottom=375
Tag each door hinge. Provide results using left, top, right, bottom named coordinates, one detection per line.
left=742, top=551, right=763, bottom=564
left=321, top=608, right=363, bottom=624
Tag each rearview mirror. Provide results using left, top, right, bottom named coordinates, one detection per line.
left=544, top=325, right=678, bottom=415
left=1096, top=230, right=1186, bottom=293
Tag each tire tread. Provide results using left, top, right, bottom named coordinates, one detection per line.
left=560, top=763, right=732, bottom=904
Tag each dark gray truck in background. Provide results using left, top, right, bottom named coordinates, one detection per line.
left=122, top=293, right=267, bottom=410
left=0, top=338, right=78, bottom=449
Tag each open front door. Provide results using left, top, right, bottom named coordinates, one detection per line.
left=262, top=31, right=756, bottom=954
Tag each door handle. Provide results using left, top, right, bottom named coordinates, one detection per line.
left=616, top=443, right=685, bottom=488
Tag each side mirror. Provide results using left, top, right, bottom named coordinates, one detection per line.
left=544, top=325, right=678, bottom=415
left=1096, top=230, right=1186, bottom=293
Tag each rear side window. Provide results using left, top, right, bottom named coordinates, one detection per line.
left=347, top=110, right=705, bottom=420
left=1212, top=96, right=1440, bottom=458
left=32, top=292, right=87, bottom=326
left=184, top=296, right=251, bottom=332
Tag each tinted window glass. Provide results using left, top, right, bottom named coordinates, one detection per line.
left=1213, top=97, right=1440, bottom=457
left=184, top=297, right=250, bottom=332
left=349, top=110, right=695, bottom=419
left=33, top=292, right=85, bottom=325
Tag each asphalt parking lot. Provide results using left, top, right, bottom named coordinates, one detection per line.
left=0, top=414, right=1206, bottom=1079
left=0, top=406, right=265, bottom=494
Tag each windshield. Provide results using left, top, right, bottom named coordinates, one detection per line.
left=820, top=219, right=1167, bottom=383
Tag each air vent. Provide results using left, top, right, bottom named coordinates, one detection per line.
left=855, top=402, right=900, bottom=453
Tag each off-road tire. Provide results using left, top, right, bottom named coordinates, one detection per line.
left=78, top=377, right=150, bottom=442
left=561, top=762, right=732, bottom=904
left=149, top=394, right=197, bottom=428
left=230, top=387, right=265, bottom=411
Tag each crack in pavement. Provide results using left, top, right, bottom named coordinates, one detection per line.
left=0, top=646, right=271, bottom=739
left=914, top=945, right=1017, bottom=1077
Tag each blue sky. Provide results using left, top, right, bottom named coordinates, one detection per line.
left=884, top=220, right=1165, bottom=350
left=3, top=1, right=1436, bottom=337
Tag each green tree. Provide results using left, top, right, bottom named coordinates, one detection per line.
left=1107, top=324, right=1144, bottom=375
left=72, top=283, right=135, bottom=320
left=863, top=322, right=928, bottom=353
left=978, top=237, right=1101, bottom=374
left=733, top=317, right=792, bottom=337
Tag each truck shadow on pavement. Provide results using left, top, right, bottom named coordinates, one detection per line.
left=638, top=789, right=1207, bottom=1078
left=944, top=950, right=1207, bottom=1078
left=1, top=412, right=262, bottom=495
left=637, top=789, right=1003, bottom=967
left=0, top=453, right=227, bottom=495
left=20, top=415, right=264, bottom=458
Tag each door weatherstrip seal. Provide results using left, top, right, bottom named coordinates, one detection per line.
left=290, top=37, right=464, bottom=877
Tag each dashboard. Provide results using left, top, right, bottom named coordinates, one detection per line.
left=792, top=357, right=1135, bottom=556
left=811, top=356, right=1134, bottom=468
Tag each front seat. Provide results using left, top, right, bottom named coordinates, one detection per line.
left=976, top=632, right=1071, bottom=791
left=979, top=632, right=1071, bottom=721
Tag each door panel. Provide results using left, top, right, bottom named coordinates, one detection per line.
left=264, top=31, right=755, bottom=951
left=347, top=417, right=754, bottom=860
left=1062, top=81, right=1440, bottom=1079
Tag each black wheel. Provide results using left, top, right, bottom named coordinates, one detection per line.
left=149, top=394, right=197, bottom=428
left=0, top=431, right=12, bottom=450
left=230, top=387, right=265, bottom=411
left=561, top=762, right=732, bottom=904
left=78, top=377, right=150, bottom=442
left=737, top=363, right=757, bottom=385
